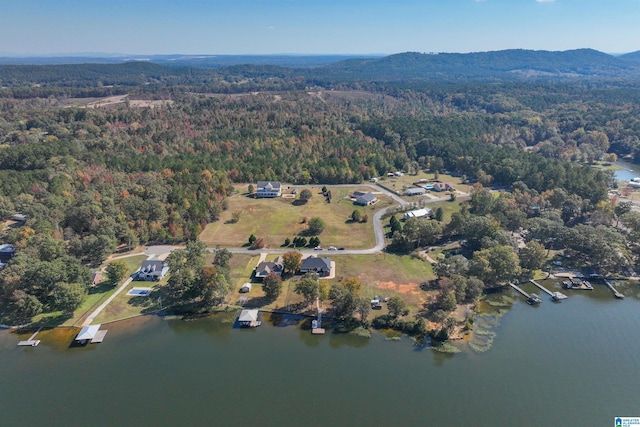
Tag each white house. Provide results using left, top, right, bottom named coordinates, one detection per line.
left=137, top=260, right=169, bottom=281
left=403, top=208, right=432, bottom=220
left=256, top=181, right=282, bottom=198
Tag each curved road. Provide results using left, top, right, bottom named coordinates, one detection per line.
left=137, top=184, right=468, bottom=258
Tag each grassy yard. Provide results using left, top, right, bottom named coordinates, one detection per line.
left=200, top=185, right=393, bottom=249
left=223, top=252, right=435, bottom=316
left=92, top=279, right=162, bottom=324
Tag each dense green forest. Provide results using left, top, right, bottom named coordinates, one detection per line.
left=2, top=56, right=640, bottom=324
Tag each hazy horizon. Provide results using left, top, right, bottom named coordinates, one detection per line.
left=2, top=0, right=639, bottom=56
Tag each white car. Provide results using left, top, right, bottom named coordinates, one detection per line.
left=328, top=246, right=337, bottom=250
left=314, top=246, right=323, bottom=250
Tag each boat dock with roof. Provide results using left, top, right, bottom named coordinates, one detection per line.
left=509, top=283, right=542, bottom=305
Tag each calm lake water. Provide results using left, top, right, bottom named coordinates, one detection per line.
left=614, top=160, right=640, bottom=181
left=2, top=284, right=640, bottom=427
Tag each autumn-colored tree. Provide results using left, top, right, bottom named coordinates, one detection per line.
left=282, top=251, right=302, bottom=275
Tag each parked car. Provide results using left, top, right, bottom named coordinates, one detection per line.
left=328, top=246, right=337, bottom=251
left=338, top=247, right=345, bottom=250
left=314, top=246, right=323, bottom=250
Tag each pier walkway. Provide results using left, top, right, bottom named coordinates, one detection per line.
left=529, top=279, right=567, bottom=301
left=509, top=283, right=542, bottom=305
left=604, top=279, right=625, bottom=299
left=17, top=327, right=42, bottom=347
left=312, top=298, right=325, bottom=334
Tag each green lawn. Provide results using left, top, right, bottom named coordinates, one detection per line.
left=92, top=279, right=161, bottom=324
left=224, top=252, right=435, bottom=315
left=200, top=185, right=393, bottom=249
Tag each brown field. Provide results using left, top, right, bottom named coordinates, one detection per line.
left=200, top=185, right=393, bottom=249
left=61, top=95, right=173, bottom=109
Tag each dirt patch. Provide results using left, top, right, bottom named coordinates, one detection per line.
left=377, top=281, right=422, bottom=295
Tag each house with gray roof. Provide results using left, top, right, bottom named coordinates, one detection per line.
left=256, top=181, right=282, bottom=198
left=0, top=244, right=15, bottom=262
left=299, top=256, right=332, bottom=277
left=136, top=260, right=169, bottom=281
left=255, top=256, right=284, bottom=279
left=405, top=187, right=427, bottom=196
left=354, top=192, right=377, bottom=206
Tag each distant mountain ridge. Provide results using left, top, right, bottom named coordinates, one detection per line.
left=316, top=48, right=640, bottom=79
left=2, top=49, right=640, bottom=84
left=0, top=54, right=381, bottom=69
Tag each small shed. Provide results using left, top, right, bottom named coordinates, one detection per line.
left=240, top=283, right=252, bottom=293
left=75, top=325, right=100, bottom=344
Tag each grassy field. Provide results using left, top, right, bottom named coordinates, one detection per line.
left=200, top=185, right=393, bottom=249
left=222, top=251, right=435, bottom=316
left=332, top=253, right=435, bottom=312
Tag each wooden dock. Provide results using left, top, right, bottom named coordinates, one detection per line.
left=529, top=279, right=567, bottom=301
left=90, top=330, right=108, bottom=343
left=311, top=306, right=325, bottom=335
left=604, top=279, right=625, bottom=299
left=509, top=283, right=541, bottom=305
left=17, top=327, right=41, bottom=347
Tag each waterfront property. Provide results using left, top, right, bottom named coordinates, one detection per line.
left=136, top=260, right=169, bottom=281
left=256, top=181, right=282, bottom=198
left=509, top=283, right=541, bottom=305
left=238, top=309, right=261, bottom=327
left=299, top=256, right=332, bottom=277
left=75, top=325, right=104, bottom=344
left=255, top=256, right=284, bottom=279
left=563, top=278, right=594, bottom=290
left=529, top=279, right=567, bottom=301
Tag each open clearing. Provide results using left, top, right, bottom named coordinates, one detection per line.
left=226, top=252, right=434, bottom=315
left=377, top=171, right=473, bottom=201
left=200, top=185, right=393, bottom=249
left=61, top=95, right=173, bottom=109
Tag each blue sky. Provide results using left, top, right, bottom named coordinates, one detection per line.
left=1, top=0, right=639, bottom=55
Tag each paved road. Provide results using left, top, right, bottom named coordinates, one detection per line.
left=139, top=184, right=468, bottom=258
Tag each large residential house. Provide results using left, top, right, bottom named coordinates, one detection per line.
left=432, top=182, right=455, bottom=192
left=354, top=192, right=377, bottom=206
left=299, top=256, right=332, bottom=277
left=256, top=181, right=282, bottom=198
left=137, top=260, right=169, bottom=281
left=255, top=256, right=284, bottom=279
